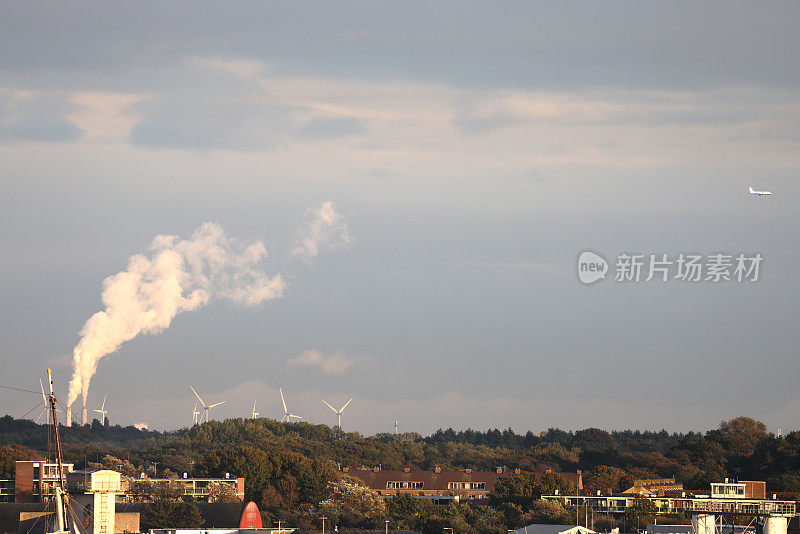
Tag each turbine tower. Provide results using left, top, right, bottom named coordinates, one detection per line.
left=251, top=399, right=260, bottom=419
left=94, top=395, right=108, bottom=425
left=189, top=386, right=226, bottom=423
left=192, top=404, right=200, bottom=426
left=322, top=398, right=352, bottom=430
left=280, top=388, right=302, bottom=422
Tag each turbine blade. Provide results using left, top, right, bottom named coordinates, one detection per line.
left=40, top=379, right=46, bottom=402
left=280, top=388, right=287, bottom=413
left=101, top=395, right=106, bottom=410
left=340, top=398, right=353, bottom=412
left=189, top=386, right=206, bottom=408
left=290, top=414, right=302, bottom=419
left=208, top=401, right=226, bottom=409
left=322, top=400, right=337, bottom=413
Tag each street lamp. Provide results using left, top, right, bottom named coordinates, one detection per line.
left=385, top=520, right=389, bottom=534
left=322, top=516, right=327, bottom=534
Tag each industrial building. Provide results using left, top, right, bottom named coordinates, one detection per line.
left=343, top=466, right=583, bottom=502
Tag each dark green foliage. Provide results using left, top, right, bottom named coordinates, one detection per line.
left=3, top=414, right=797, bottom=534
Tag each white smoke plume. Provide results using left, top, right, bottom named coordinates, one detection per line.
left=292, top=201, right=353, bottom=262
left=67, top=222, right=285, bottom=408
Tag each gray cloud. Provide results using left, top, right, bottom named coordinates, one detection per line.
left=130, top=96, right=296, bottom=150
left=297, top=117, right=365, bottom=139
left=0, top=93, right=83, bottom=142
left=286, top=349, right=369, bottom=375
left=2, top=2, right=800, bottom=93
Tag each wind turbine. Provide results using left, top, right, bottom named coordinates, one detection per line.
left=251, top=399, right=260, bottom=419
left=36, top=379, right=62, bottom=423
left=189, top=386, right=226, bottom=423
left=322, top=398, right=352, bottom=430
left=192, top=404, right=200, bottom=426
left=36, top=379, right=51, bottom=423
left=94, top=395, right=108, bottom=425
left=279, top=388, right=302, bottom=422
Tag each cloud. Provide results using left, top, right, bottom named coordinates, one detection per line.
left=286, top=349, right=369, bottom=375
left=0, top=91, right=83, bottom=143
left=297, top=117, right=365, bottom=139
left=128, top=60, right=299, bottom=151
left=129, top=94, right=297, bottom=151
left=292, top=201, right=353, bottom=262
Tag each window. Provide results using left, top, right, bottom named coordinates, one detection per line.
left=387, top=481, right=423, bottom=490
left=448, top=482, right=485, bottom=490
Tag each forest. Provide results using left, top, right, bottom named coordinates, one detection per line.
left=2, top=415, right=798, bottom=533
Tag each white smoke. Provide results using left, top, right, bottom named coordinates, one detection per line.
left=67, top=222, right=285, bottom=408
left=292, top=201, right=353, bottom=262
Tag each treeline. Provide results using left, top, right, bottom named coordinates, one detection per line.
left=2, top=415, right=800, bottom=533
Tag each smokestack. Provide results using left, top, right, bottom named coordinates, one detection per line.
left=67, top=222, right=286, bottom=409
left=82, top=402, right=87, bottom=425
left=66, top=406, right=72, bottom=427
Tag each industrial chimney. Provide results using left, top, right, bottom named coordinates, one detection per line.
left=82, top=401, right=88, bottom=425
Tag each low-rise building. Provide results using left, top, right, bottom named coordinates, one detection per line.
left=0, top=480, right=13, bottom=503
left=11, top=461, right=75, bottom=503
left=544, top=480, right=795, bottom=517
left=344, top=467, right=582, bottom=502
left=623, top=478, right=684, bottom=496
left=120, top=474, right=244, bottom=502
left=510, top=524, right=596, bottom=534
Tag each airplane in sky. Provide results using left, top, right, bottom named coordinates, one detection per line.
left=749, top=186, right=772, bottom=196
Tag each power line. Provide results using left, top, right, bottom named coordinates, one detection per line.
left=0, top=384, right=41, bottom=395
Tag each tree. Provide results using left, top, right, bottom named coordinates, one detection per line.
left=718, top=417, right=767, bottom=457
left=520, top=499, right=570, bottom=526
left=585, top=465, right=631, bottom=494
left=625, top=496, right=658, bottom=530
left=208, top=482, right=241, bottom=503
left=140, top=487, right=204, bottom=530
left=387, top=493, right=431, bottom=530
left=0, top=444, right=38, bottom=478
left=319, top=478, right=387, bottom=528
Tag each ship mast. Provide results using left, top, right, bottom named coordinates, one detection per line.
left=47, top=368, right=71, bottom=534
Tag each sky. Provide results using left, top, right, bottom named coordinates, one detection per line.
left=2, top=1, right=800, bottom=435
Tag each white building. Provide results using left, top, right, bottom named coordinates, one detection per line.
left=510, top=525, right=596, bottom=534
left=67, top=470, right=123, bottom=534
